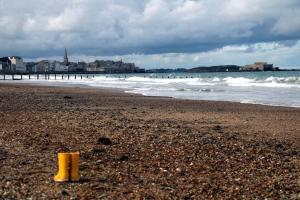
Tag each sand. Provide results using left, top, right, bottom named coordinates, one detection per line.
left=0, top=83, right=299, bottom=199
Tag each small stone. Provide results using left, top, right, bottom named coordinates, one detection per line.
left=98, top=137, right=112, bottom=145
left=160, top=168, right=168, bottom=173
left=61, top=189, right=69, bottom=196
left=275, top=143, right=283, bottom=148
left=176, top=168, right=182, bottom=173
left=99, top=176, right=108, bottom=182
left=119, top=155, right=129, bottom=161
left=5, top=181, right=11, bottom=187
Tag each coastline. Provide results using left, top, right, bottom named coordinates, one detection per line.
left=1, top=79, right=300, bottom=109
left=0, top=83, right=299, bottom=199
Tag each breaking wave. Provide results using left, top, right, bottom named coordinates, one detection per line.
left=1, top=71, right=299, bottom=107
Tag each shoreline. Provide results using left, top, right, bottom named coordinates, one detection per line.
left=1, top=80, right=300, bottom=109
left=0, top=83, right=299, bottom=199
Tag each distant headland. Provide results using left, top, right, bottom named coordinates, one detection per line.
left=147, top=62, right=300, bottom=73
left=0, top=49, right=298, bottom=74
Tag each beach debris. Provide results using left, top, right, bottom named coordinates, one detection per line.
left=54, top=152, right=80, bottom=182
left=98, top=137, right=112, bottom=145
left=213, top=125, right=224, bottom=133
left=0, top=148, right=8, bottom=161
left=61, top=189, right=69, bottom=196
left=213, top=125, right=222, bottom=130
left=63, top=96, right=72, bottom=99
left=275, top=143, right=284, bottom=150
left=92, top=147, right=105, bottom=154
left=119, top=155, right=129, bottom=161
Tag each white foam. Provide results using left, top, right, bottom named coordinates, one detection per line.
left=1, top=73, right=300, bottom=107
left=223, top=76, right=300, bottom=88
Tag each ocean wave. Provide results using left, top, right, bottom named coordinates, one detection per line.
left=1, top=72, right=300, bottom=107
left=223, top=76, right=300, bottom=88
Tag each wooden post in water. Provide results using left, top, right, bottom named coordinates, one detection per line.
left=62, top=75, right=64, bottom=80
left=68, top=75, right=70, bottom=80
left=21, top=74, right=22, bottom=80
left=12, top=74, right=14, bottom=80
left=29, top=73, right=31, bottom=80
left=55, top=74, right=56, bottom=80
left=75, top=75, right=76, bottom=80
left=81, top=75, right=82, bottom=80
left=37, top=74, right=39, bottom=80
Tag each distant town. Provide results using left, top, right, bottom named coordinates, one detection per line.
left=0, top=49, right=145, bottom=74
left=0, top=49, right=297, bottom=74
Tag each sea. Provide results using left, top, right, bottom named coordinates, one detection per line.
left=1, top=71, right=300, bottom=108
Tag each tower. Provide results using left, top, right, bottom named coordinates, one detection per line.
left=64, top=48, right=69, bottom=66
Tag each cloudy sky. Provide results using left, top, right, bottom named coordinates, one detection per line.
left=0, top=0, right=300, bottom=68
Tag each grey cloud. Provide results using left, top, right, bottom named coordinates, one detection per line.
left=0, top=0, right=300, bottom=58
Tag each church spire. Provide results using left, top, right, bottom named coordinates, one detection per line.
left=64, top=47, right=69, bottom=65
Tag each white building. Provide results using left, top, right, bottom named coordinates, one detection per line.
left=8, top=56, right=26, bottom=72
left=53, top=61, right=68, bottom=72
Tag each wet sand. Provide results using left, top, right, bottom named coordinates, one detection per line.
left=0, top=83, right=299, bottom=199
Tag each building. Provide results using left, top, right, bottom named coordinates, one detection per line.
left=9, top=56, right=26, bottom=72
left=68, top=62, right=86, bottom=72
left=85, top=60, right=143, bottom=73
left=0, top=56, right=26, bottom=72
left=53, top=61, right=68, bottom=72
left=64, top=48, right=69, bottom=66
left=241, top=62, right=274, bottom=71
left=35, top=60, right=51, bottom=72
left=25, top=62, right=36, bottom=73
left=0, top=57, right=11, bottom=72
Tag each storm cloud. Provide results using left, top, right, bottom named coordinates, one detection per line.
left=0, top=0, right=300, bottom=65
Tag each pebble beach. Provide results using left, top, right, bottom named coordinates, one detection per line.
left=0, top=83, right=299, bottom=199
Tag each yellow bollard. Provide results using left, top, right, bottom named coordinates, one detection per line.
left=54, top=152, right=80, bottom=182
